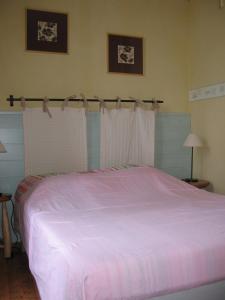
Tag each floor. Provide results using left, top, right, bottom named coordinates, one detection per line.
left=0, top=247, right=40, bottom=300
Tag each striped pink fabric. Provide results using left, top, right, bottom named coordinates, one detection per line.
left=17, top=166, right=225, bottom=300
left=14, top=175, right=45, bottom=202
left=14, top=166, right=133, bottom=202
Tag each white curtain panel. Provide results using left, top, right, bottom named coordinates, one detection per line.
left=100, top=108, right=155, bottom=168
left=128, top=108, right=155, bottom=166
left=23, top=107, right=87, bottom=175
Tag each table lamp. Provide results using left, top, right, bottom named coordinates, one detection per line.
left=0, top=141, right=6, bottom=153
left=183, top=133, right=203, bottom=182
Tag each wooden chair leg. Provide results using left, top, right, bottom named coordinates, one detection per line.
left=2, top=202, right=12, bottom=258
left=21, top=242, right=26, bottom=253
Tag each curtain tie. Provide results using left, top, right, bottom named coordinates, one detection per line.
left=116, top=96, right=122, bottom=109
left=80, top=93, right=88, bottom=114
left=129, top=97, right=143, bottom=111
left=62, top=95, right=76, bottom=110
left=20, top=97, right=26, bottom=111
left=95, top=96, right=106, bottom=113
left=151, top=98, right=160, bottom=111
left=42, top=97, right=52, bottom=118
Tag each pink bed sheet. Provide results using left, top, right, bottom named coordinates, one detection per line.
left=16, top=166, right=225, bottom=300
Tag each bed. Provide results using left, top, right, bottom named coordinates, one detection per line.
left=15, top=166, right=225, bottom=300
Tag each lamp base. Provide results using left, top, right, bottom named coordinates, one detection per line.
left=183, top=178, right=199, bottom=183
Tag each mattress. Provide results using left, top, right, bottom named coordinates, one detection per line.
left=15, top=166, right=225, bottom=300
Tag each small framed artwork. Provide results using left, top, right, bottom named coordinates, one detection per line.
left=108, top=34, right=143, bottom=75
left=26, top=9, right=68, bottom=53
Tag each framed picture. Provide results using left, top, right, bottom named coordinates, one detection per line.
left=108, top=34, right=143, bottom=75
left=26, top=9, right=68, bottom=53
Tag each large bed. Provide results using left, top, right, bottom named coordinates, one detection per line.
left=15, top=166, right=225, bottom=300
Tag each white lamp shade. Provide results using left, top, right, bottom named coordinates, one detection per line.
left=183, top=133, right=203, bottom=148
left=0, top=141, right=7, bottom=153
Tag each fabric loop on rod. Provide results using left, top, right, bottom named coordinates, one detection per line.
left=62, top=95, right=76, bottom=111
left=94, top=96, right=106, bottom=113
left=116, top=97, right=122, bottom=109
left=129, top=97, right=143, bottom=111
left=80, top=93, right=88, bottom=114
left=20, top=97, right=26, bottom=111
left=42, top=97, right=52, bottom=118
left=151, top=99, right=160, bottom=111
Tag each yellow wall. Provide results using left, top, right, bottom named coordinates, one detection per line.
left=188, top=0, right=225, bottom=194
left=1, top=0, right=225, bottom=194
left=0, top=0, right=189, bottom=112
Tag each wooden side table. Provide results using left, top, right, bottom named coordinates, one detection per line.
left=189, top=180, right=210, bottom=189
left=0, top=194, right=12, bottom=258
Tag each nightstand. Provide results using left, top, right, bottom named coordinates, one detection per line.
left=0, top=194, right=12, bottom=258
left=189, top=180, right=210, bottom=189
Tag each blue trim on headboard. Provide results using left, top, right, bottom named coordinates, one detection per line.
left=0, top=112, right=24, bottom=242
left=86, top=112, right=100, bottom=170
left=155, top=112, right=191, bottom=179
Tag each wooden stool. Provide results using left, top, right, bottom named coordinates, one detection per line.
left=189, top=179, right=210, bottom=189
left=0, top=194, right=12, bottom=258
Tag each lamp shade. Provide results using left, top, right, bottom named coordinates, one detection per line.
left=0, top=141, right=7, bottom=153
left=183, top=133, right=203, bottom=148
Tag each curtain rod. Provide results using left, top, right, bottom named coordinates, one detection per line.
left=7, top=95, right=164, bottom=107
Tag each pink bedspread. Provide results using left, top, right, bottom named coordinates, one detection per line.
left=17, top=166, right=225, bottom=300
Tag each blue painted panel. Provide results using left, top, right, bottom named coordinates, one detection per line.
left=0, top=114, right=23, bottom=128
left=86, top=112, right=100, bottom=170
left=0, top=161, right=24, bottom=177
left=0, top=176, right=24, bottom=194
left=0, top=113, right=24, bottom=242
left=0, top=144, right=24, bottom=161
left=0, top=129, right=24, bottom=143
left=155, top=112, right=191, bottom=179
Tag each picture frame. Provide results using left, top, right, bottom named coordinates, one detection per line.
left=26, top=9, right=68, bottom=53
left=108, top=34, right=143, bottom=75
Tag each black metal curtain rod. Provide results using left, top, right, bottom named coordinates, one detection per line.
left=7, top=95, right=164, bottom=107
